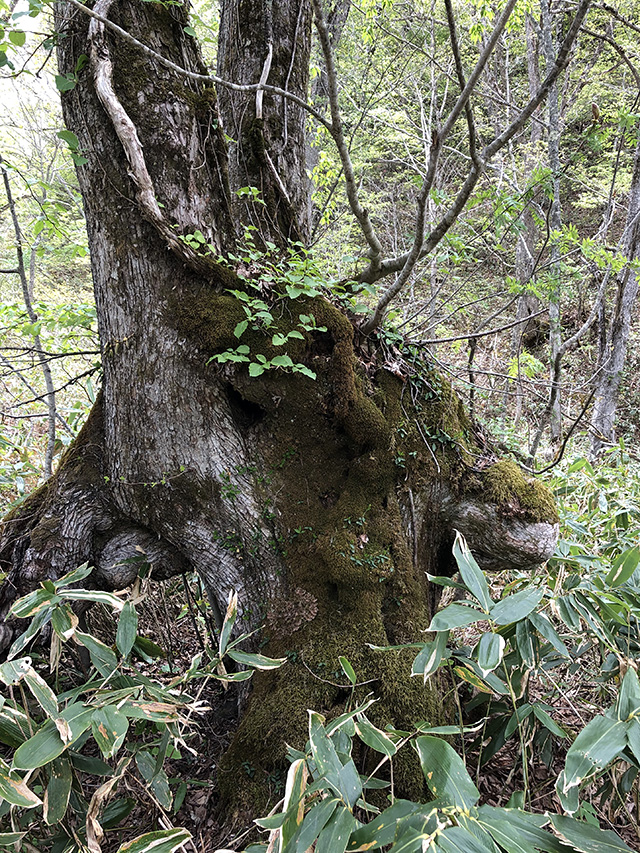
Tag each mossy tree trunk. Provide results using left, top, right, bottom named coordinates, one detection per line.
left=0, top=0, right=559, bottom=813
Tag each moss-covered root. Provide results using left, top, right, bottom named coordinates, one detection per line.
left=446, top=460, right=559, bottom=571
left=217, top=637, right=446, bottom=816
left=479, top=460, right=558, bottom=524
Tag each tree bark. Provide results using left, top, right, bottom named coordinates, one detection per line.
left=0, top=0, right=560, bottom=813
left=590, top=131, right=640, bottom=457
left=541, top=0, right=563, bottom=445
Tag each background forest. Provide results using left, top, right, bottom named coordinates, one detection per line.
left=2, top=0, right=640, bottom=851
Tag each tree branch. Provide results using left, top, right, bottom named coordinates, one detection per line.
left=63, top=0, right=332, bottom=131
left=360, top=0, right=592, bottom=331
left=87, top=0, right=219, bottom=274
left=311, top=0, right=383, bottom=276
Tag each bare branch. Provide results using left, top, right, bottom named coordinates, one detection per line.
left=0, top=156, right=68, bottom=470
left=410, top=307, right=549, bottom=346
left=581, top=25, right=640, bottom=87
left=311, top=0, right=383, bottom=275
left=443, top=0, right=479, bottom=170
left=360, top=0, right=591, bottom=331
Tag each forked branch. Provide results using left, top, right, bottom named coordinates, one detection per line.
left=361, top=0, right=592, bottom=332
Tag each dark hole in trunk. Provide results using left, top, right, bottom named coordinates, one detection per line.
left=225, top=384, right=266, bottom=428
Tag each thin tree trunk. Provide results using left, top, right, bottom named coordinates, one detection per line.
left=0, top=160, right=58, bottom=478
left=541, top=0, right=563, bottom=446
left=590, top=132, right=640, bottom=456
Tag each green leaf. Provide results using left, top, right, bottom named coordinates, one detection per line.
left=428, top=603, right=484, bottom=631
left=0, top=834, right=27, bottom=846
left=54, top=562, right=93, bottom=589
left=617, top=668, right=640, bottom=721
left=325, top=698, right=377, bottom=737
left=295, top=796, right=339, bottom=852
left=557, top=595, right=581, bottom=631
left=51, top=603, right=78, bottom=640
left=69, top=750, right=114, bottom=777
left=76, top=631, right=118, bottom=677
left=234, top=320, right=248, bottom=338
left=13, top=703, right=94, bottom=770
left=479, top=817, right=539, bottom=853
left=489, top=587, right=544, bottom=625
left=555, top=769, right=580, bottom=815
left=57, top=129, right=80, bottom=148
left=9, top=587, right=60, bottom=619
left=254, top=813, right=287, bottom=830
left=339, top=656, right=357, bottom=685
left=414, top=736, right=479, bottom=809
left=346, top=800, right=419, bottom=850
left=527, top=611, right=569, bottom=657
left=532, top=704, right=567, bottom=738
left=437, top=825, right=496, bottom=853
left=281, top=758, right=307, bottom=850
left=0, top=657, right=31, bottom=686
left=271, top=354, right=294, bottom=368
left=515, top=619, right=537, bottom=669
left=219, top=591, right=237, bottom=657
left=411, top=630, right=449, bottom=681
left=314, top=804, right=356, bottom=853
left=23, top=666, right=58, bottom=718
left=9, top=607, right=54, bottom=659
left=0, top=756, right=41, bottom=808
left=123, top=700, right=180, bottom=723
left=183, top=25, right=197, bottom=36
left=354, top=715, right=397, bottom=756
left=562, top=715, right=628, bottom=794
left=226, top=650, right=285, bottom=670
left=115, top=828, right=192, bottom=853
left=478, top=807, right=565, bottom=852
left=43, top=756, right=72, bottom=825
left=476, top=633, right=505, bottom=676
left=8, top=29, right=25, bottom=46
left=60, top=589, right=124, bottom=610
left=549, top=814, right=633, bottom=852
left=133, top=636, right=165, bottom=661
left=116, top=602, right=138, bottom=658
left=605, top=547, right=640, bottom=587
left=452, top=531, right=491, bottom=611
left=505, top=704, right=533, bottom=739
left=308, top=711, right=361, bottom=807
left=249, top=362, right=265, bottom=377
left=91, top=705, right=129, bottom=758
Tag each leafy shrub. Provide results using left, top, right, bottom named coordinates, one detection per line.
left=0, top=567, right=283, bottom=853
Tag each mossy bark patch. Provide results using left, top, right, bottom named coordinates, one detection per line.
left=472, top=460, right=558, bottom=524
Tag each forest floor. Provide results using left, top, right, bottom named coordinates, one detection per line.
left=87, top=575, right=640, bottom=853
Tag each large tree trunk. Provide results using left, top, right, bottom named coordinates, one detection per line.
left=0, top=0, right=559, bottom=813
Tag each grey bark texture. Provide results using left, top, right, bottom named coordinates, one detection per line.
left=590, top=131, right=640, bottom=456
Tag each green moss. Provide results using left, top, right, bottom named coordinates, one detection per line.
left=173, top=290, right=245, bottom=353
left=218, top=614, right=443, bottom=812
left=481, top=460, right=559, bottom=523
left=343, top=395, right=390, bottom=450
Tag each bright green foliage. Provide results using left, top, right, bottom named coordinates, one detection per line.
left=244, top=698, right=633, bottom=853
